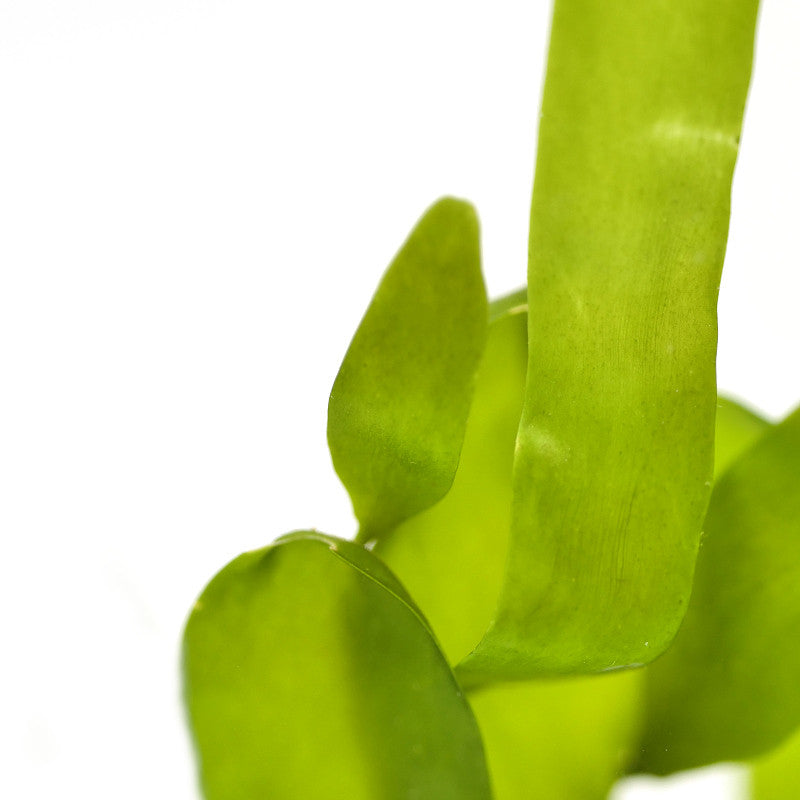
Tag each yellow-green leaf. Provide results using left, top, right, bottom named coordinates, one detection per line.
left=376, top=298, right=643, bottom=799
left=635, top=407, right=800, bottom=774
left=714, top=396, right=772, bottom=478
left=328, top=197, right=487, bottom=540
left=751, top=727, right=800, bottom=800
left=183, top=532, right=492, bottom=800
left=471, top=674, right=642, bottom=800
left=459, top=0, right=759, bottom=681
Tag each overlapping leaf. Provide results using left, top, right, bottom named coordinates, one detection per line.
left=713, top=396, right=772, bottom=478
left=183, top=532, right=491, bottom=800
left=459, top=0, right=760, bottom=680
left=374, top=305, right=527, bottom=665
left=635, top=407, right=800, bottom=774
left=328, top=197, right=487, bottom=540
left=376, top=299, right=643, bottom=799
left=181, top=0, right=786, bottom=794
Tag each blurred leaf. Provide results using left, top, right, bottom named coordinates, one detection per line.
left=459, top=0, right=759, bottom=680
left=471, top=674, right=642, bottom=800
left=751, top=727, right=800, bottom=800
left=328, top=197, right=487, bottom=540
left=714, top=396, right=772, bottom=478
left=635, top=407, right=800, bottom=774
left=376, top=298, right=643, bottom=799
left=488, top=287, right=526, bottom=323
left=183, top=532, right=492, bottom=800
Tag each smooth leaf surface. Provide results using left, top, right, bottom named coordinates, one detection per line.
left=751, top=727, right=800, bottom=800
left=488, top=287, right=526, bottom=324
left=328, top=197, right=487, bottom=540
left=459, top=0, right=760, bottom=680
left=713, top=396, right=773, bottom=478
left=471, top=675, right=641, bottom=800
left=183, top=532, right=491, bottom=800
left=635, top=407, right=800, bottom=774
left=376, top=298, right=643, bottom=799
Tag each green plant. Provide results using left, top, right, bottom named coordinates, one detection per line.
left=180, top=0, right=800, bottom=797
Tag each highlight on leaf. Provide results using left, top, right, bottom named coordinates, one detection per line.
left=374, top=295, right=644, bottom=799
left=373, top=292, right=778, bottom=798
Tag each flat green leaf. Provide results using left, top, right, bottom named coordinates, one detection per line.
left=751, top=728, right=800, bottom=800
left=183, top=532, right=492, bottom=800
left=634, top=407, right=800, bottom=774
left=328, top=197, right=487, bottom=540
left=376, top=298, right=643, bottom=799
left=459, top=0, right=759, bottom=680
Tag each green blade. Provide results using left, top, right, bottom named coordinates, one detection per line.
left=635, top=407, right=800, bottom=774
left=375, top=298, right=643, bottom=799
left=328, top=197, right=487, bottom=540
left=459, top=0, right=759, bottom=680
left=183, top=532, right=492, bottom=800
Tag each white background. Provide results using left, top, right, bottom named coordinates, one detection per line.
left=1, top=1, right=798, bottom=798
